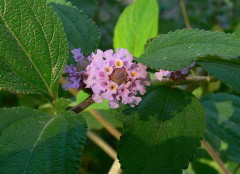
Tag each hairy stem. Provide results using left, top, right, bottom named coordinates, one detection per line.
left=179, top=0, right=191, bottom=29
left=201, top=139, right=232, bottom=174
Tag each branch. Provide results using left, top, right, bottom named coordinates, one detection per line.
left=179, top=0, right=191, bottom=29
left=87, top=131, right=117, bottom=160
left=108, top=159, right=122, bottom=174
left=89, top=109, right=121, bottom=140
left=152, top=76, right=217, bottom=86
left=201, top=139, right=232, bottom=174
left=70, top=96, right=95, bottom=114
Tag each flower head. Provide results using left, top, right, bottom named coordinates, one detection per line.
left=84, top=49, right=150, bottom=108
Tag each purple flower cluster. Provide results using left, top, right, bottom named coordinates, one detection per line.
left=63, top=48, right=150, bottom=109
left=84, top=49, right=150, bottom=108
left=62, top=48, right=88, bottom=90
left=155, top=62, right=195, bottom=81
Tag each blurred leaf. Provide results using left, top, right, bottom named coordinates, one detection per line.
left=201, top=93, right=240, bottom=163
left=0, top=107, right=87, bottom=173
left=114, top=0, right=159, bottom=57
left=50, top=2, right=100, bottom=54
left=0, top=0, right=68, bottom=99
left=118, top=86, right=205, bottom=174
left=226, top=144, right=240, bottom=163
left=198, top=58, right=240, bottom=93
left=139, top=29, right=240, bottom=71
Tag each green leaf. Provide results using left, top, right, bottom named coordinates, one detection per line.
left=201, top=93, right=240, bottom=145
left=0, top=0, right=68, bottom=99
left=139, top=29, right=240, bottom=71
left=113, top=0, right=159, bottom=57
left=200, top=93, right=240, bottom=163
left=118, top=86, right=205, bottom=174
left=50, top=2, right=100, bottom=54
left=198, top=58, right=240, bottom=93
left=0, top=107, right=87, bottom=173
left=52, top=97, right=72, bottom=115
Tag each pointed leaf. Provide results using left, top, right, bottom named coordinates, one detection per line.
left=0, top=107, right=87, bottom=174
left=0, top=0, right=68, bottom=99
left=118, top=86, right=205, bottom=174
left=114, top=0, right=159, bottom=57
left=50, top=2, right=100, bottom=54
left=139, top=29, right=240, bottom=71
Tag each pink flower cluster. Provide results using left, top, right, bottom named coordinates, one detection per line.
left=155, top=62, right=196, bottom=81
left=84, top=49, right=150, bottom=108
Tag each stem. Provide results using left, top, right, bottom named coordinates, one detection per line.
left=108, top=159, right=122, bottom=174
left=201, top=139, right=231, bottom=174
left=89, top=109, right=121, bottom=140
left=179, top=0, right=191, bottom=29
left=152, top=76, right=216, bottom=86
left=70, top=96, right=95, bottom=114
left=87, top=131, right=117, bottom=160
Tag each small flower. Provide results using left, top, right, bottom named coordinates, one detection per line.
left=62, top=49, right=89, bottom=90
left=155, top=62, right=196, bottom=81
left=84, top=48, right=150, bottom=108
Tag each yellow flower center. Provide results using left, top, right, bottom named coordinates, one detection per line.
left=116, top=60, right=123, bottom=67
left=131, top=72, right=138, bottom=77
left=110, top=84, right=117, bottom=91
left=105, top=67, right=112, bottom=73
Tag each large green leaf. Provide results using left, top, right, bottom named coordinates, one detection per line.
left=50, top=2, right=100, bottom=54
left=198, top=58, right=240, bottom=93
left=118, top=86, right=205, bottom=174
left=0, top=107, right=87, bottom=174
left=139, top=29, right=240, bottom=71
left=0, top=0, right=68, bottom=99
left=200, top=93, right=240, bottom=163
left=113, top=0, right=159, bottom=57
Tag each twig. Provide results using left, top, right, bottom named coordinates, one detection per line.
left=108, top=159, right=122, bottom=174
left=179, top=0, right=191, bottom=29
left=87, top=131, right=117, bottom=160
left=71, top=96, right=95, bottom=114
left=89, top=109, right=121, bottom=140
left=201, top=139, right=232, bottom=174
left=152, top=76, right=217, bottom=86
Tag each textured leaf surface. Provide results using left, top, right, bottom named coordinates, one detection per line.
left=201, top=93, right=240, bottom=147
left=114, top=0, right=159, bottom=57
left=118, top=86, right=205, bottom=174
left=198, top=58, right=240, bottom=93
left=139, top=29, right=240, bottom=70
left=0, top=0, right=68, bottom=98
left=51, top=2, right=100, bottom=54
left=0, top=107, right=87, bottom=174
